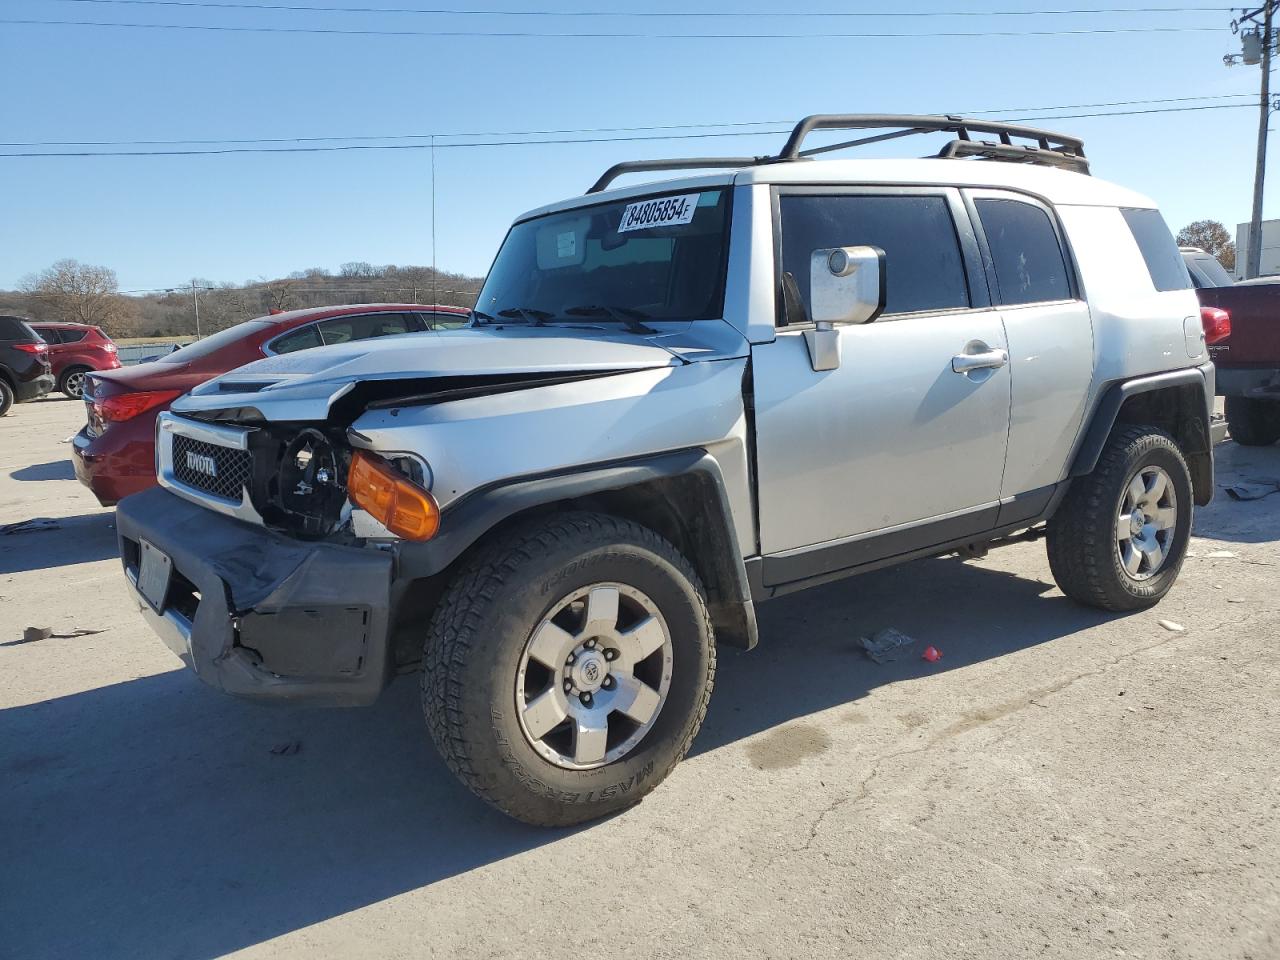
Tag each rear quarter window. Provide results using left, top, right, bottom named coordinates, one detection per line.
left=1122, top=208, right=1191, bottom=292
left=0, top=316, right=38, bottom=340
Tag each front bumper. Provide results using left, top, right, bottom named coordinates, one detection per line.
left=116, top=487, right=395, bottom=706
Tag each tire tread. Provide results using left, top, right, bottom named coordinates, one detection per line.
left=1047, top=424, right=1190, bottom=612
left=422, top=511, right=715, bottom=825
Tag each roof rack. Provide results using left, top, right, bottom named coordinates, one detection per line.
left=586, top=113, right=1088, bottom=193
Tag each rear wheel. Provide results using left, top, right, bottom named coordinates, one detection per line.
left=0, top=379, right=13, bottom=417
left=1225, top=396, right=1280, bottom=447
left=59, top=367, right=90, bottom=400
left=422, top=512, right=715, bottom=826
left=1047, top=425, right=1193, bottom=611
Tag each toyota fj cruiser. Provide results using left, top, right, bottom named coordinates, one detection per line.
left=117, top=115, right=1215, bottom=826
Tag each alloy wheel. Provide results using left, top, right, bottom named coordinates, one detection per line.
left=1116, top=465, right=1178, bottom=581
left=515, top=582, right=673, bottom=770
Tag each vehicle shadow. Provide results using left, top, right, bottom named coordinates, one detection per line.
left=10, top=459, right=76, bottom=482
left=694, top=554, right=1120, bottom=755
left=1193, top=439, right=1280, bottom=545
left=0, top=512, right=118, bottom=574
left=0, top=553, right=1124, bottom=960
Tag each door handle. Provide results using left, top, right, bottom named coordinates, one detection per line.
left=951, top=347, right=1009, bottom=374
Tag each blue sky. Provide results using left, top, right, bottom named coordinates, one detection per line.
left=0, top=1, right=1267, bottom=291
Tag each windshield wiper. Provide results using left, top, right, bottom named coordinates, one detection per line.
left=563, top=305, right=658, bottom=335
left=497, top=307, right=555, bottom=326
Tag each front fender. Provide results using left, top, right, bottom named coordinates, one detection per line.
left=395, top=449, right=759, bottom=649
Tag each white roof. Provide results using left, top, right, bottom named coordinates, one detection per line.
left=518, top=158, right=1155, bottom=222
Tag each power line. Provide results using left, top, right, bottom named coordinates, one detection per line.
left=0, top=119, right=793, bottom=148
left=0, top=102, right=1257, bottom=158
left=1, top=17, right=1227, bottom=38
left=0, top=94, right=1254, bottom=148
left=45, top=0, right=1236, bottom=17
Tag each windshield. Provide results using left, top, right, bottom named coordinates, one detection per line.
left=157, top=320, right=274, bottom=363
left=475, top=188, right=731, bottom=323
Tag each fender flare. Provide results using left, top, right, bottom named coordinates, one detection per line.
left=1069, top=366, right=1214, bottom=504
left=394, top=448, right=759, bottom=649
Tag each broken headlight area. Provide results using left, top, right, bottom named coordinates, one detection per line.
left=240, top=425, right=432, bottom=541
left=242, top=424, right=353, bottom=539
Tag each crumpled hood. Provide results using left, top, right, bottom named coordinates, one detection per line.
left=171, top=326, right=685, bottom=421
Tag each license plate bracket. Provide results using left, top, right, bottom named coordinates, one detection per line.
left=138, top=539, right=172, bottom=613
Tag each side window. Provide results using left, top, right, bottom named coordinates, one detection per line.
left=32, top=327, right=61, bottom=343
left=1122, top=208, right=1191, bottom=292
left=60, top=328, right=89, bottom=343
left=975, top=198, right=1072, bottom=305
left=426, top=312, right=468, bottom=330
left=778, top=194, right=970, bottom=322
left=317, top=312, right=416, bottom=345
left=271, top=325, right=323, bottom=355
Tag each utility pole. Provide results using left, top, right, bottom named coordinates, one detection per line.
left=190, top=280, right=202, bottom=339
left=1228, top=2, right=1277, bottom=279
left=1249, top=1, right=1274, bottom=278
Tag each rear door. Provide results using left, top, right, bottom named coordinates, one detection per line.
left=752, top=187, right=1013, bottom=581
left=965, top=191, right=1094, bottom=505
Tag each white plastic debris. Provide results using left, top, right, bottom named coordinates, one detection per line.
left=1158, top=619, right=1186, bottom=633
left=1204, top=550, right=1239, bottom=559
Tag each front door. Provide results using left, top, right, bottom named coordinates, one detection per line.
left=752, top=188, right=1012, bottom=583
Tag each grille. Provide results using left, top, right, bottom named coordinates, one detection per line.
left=171, top=434, right=252, bottom=503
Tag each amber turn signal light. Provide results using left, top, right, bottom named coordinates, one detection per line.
left=347, top=450, right=440, bottom=541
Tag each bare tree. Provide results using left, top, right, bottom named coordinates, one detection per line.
left=18, top=259, right=137, bottom=334
left=262, top=278, right=299, bottom=313
left=1176, top=220, right=1236, bottom=272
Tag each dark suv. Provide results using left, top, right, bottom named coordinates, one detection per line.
left=0, top=316, right=54, bottom=416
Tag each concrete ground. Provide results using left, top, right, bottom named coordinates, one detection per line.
left=1, top=396, right=1277, bottom=960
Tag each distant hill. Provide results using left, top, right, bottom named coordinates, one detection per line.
left=0, top=261, right=482, bottom=339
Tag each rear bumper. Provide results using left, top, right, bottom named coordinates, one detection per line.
left=15, top=374, right=54, bottom=401
left=116, top=487, right=396, bottom=706
left=1215, top=366, right=1280, bottom=399
left=71, top=413, right=161, bottom=506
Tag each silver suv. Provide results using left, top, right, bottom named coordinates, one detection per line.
left=117, top=115, right=1215, bottom=826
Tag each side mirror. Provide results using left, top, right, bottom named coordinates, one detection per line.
left=803, top=245, right=886, bottom=372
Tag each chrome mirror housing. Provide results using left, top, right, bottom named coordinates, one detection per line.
left=804, top=245, right=886, bottom=372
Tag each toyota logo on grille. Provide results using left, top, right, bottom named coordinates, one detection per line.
left=186, top=451, right=218, bottom=478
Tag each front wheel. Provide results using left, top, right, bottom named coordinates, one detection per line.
left=1047, top=425, right=1193, bottom=612
left=0, top=379, right=13, bottom=417
left=423, top=512, right=715, bottom=826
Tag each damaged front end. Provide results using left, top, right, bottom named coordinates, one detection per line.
left=116, top=485, right=395, bottom=705
left=120, top=326, right=735, bottom=704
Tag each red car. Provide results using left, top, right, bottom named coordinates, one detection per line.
left=28, top=321, right=121, bottom=398
left=72, top=303, right=470, bottom=505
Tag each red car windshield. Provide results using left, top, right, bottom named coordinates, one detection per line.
left=156, top=320, right=274, bottom=363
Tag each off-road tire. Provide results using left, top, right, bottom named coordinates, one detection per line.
left=1047, top=425, right=1193, bottom=612
left=422, top=511, right=716, bottom=827
left=0, top=379, right=13, bottom=417
left=1225, top=396, right=1280, bottom=447
left=59, top=367, right=90, bottom=400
